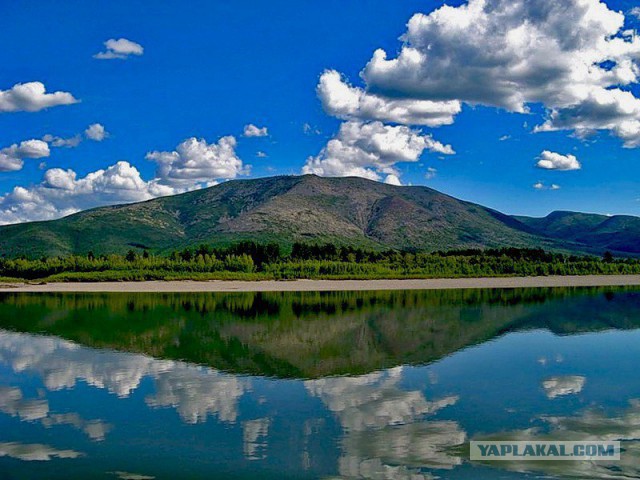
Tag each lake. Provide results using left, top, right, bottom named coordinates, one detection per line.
left=0, top=287, right=639, bottom=479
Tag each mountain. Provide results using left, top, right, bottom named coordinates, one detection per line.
left=515, top=211, right=640, bottom=254
left=1, top=288, right=637, bottom=378
left=0, top=174, right=635, bottom=257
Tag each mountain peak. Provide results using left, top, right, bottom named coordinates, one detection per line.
left=0, top=175, right=637, bottom=258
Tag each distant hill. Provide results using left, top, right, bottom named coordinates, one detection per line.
left=0, top=174, right=636, bottom=257
left=515, top=211, right=640, bottom=254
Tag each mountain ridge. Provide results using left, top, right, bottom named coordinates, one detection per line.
left=0, top=174, right=637, bottom=257
left=515, top=210, right=640, bottom=254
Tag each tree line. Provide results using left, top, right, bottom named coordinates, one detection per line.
left=0, top=241, right=637, bottom=282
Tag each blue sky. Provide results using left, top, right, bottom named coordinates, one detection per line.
left=1, top=0, right=640, bottom=224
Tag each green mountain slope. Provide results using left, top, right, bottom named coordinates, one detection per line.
left=515, top=210, right=640, bottom=254
left=0, top=175, right=630, bottom=257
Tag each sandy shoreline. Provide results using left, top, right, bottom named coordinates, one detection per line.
left=1, top=275, right=640, bottom=292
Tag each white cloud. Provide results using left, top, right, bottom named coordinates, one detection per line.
left=542, top=375, right=586, bottom=399
left=0, top=442, right=82, bottom=462
left=0, top=139, right=50, bottom=172
left=302, top=121, right=453, bottom=183
left=302, top=123, right=321, bottom=135
left=243, top=124, right=268, bottom=137
left=329, top=0, right=640, bottom=146
left=305, top=367, right=465, bottom=476
left=630, top=7, right=640, bottom=20
left=318, top=70, right=461, bottom=127
left=425, top=166, right=437, bottom=180
left=146, top=136, right=248, bottom=189
left=533, top=181, right=561, bottom=191
left=41, top=123, right=109, bottom=151
left=94, top=38, right=144, bottom=60
left=0, top=134, right=245, bottom=224
left=112, top=472, right=155, bottom=480
left=536, top=150, right=581, bottom=171
left=145, top=367, right=245, bottom=424
left=305, top=367, right=459, bottom=432
left=383, top=173, right=402, bottom=186
left=475, top=400, right=640, bottom=478
left=499, top=135, right=511, bottom=141
left=256, top=151, right=268, bottom=158
left=0, top=82, right=78, bottom=113
left=242, top=418, right=271, bottom=460
left=0, top=330, right=248, bottom=425
left=41, top=413, right=111, bottom=442
left=42, top=134, right=82, bottom=148
left=0, top=384, right=111, bottom=442
left=534, top=88, right=640, bottom=147
left=0, top=161, right=173, bottom=224
left=0, top=386, right=48, bottom=421
left=85, top=123, right=108, bottom=141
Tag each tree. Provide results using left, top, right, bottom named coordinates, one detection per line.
left=125, top=250, right=136, bottom=262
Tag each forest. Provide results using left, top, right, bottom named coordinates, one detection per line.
left=0, top=241, right=637, bottom=282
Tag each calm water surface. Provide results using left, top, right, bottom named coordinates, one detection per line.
left=0, top=287, right=639, bottom=479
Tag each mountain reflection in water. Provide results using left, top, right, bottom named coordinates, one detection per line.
left=0, top=287, right=639, bottom=479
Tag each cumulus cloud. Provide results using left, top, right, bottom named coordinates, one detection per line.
left=85, top=123, right=108, bottom=141
left=94, top=38, right=144, bottom=60
left=41, top=413, right=111, bottom=442
left=306, top=367, right=464, bottom=477
left=0, top=133, right=246, bottom=224
left=542, top=375, right=586, bottom=399
left=302, top=123, right=321, bottom=135
left=384, top=173, right=402, bottom=186
left=339, top=420, right=465, bottom=478
left=145, top=368, right=245, bottom=424
left=0, top=384, right=111, bottom=442
left=0, top=139, right=50, bottom=172
left=242, top=418, right=271, bottom=460
left=0, top=442, right=82, bottom=462
left=0, top=82, right=78, bottom=113
left=242, top=124, right=268, bottom=137
left=475, top=400, right=640, bottom=478
left=536, top=150, right=581, bottom=171
left=0, top=330, right=248, bottom=425
left=112, top=472, right=155, bottom=480
left=318, top=70, right=461, bottom=127
left=327, top=0, right=640, bottom=146
left=0, top=386, right=49, bottom=421
left=533, top=182, right=561, bottom=191
left=425, top=166, right=437, bottom=180
left=302, top=121, right=453, bottom=183
left=146, top=136, right=248, bottom=189
left=305, top=367, right=459, bottom=432
left=630, top=7, right=640, bottom=20
left=362, top=0, right=629, bottom=111
left=42, top=134, right=82, bottom=148
left=534, top=88, right=640, bottom=147
left=0, top=161, right=173, bottom=224
left=41, top=123, right=109, bottom=151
